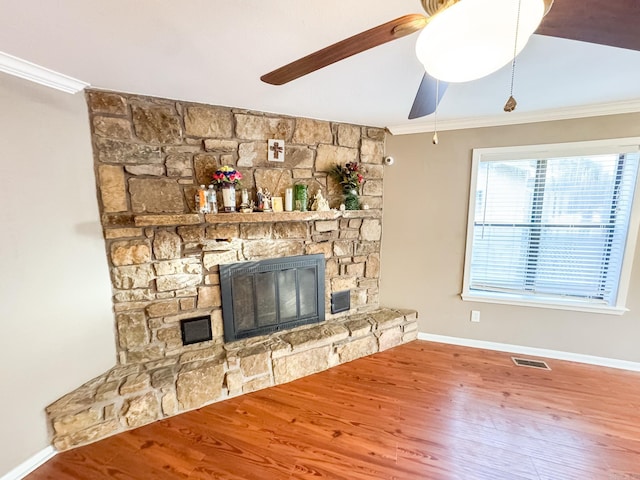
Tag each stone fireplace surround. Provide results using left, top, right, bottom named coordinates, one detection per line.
left=45, top=90, right=418, bottom=451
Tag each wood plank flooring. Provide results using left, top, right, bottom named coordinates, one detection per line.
left=27, top=341, right=640, bottom=479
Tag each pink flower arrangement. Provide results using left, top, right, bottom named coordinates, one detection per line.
left=212, top=165, right=242, bottom=187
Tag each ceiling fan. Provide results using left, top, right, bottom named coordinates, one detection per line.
left=261, top=0, right=640, bottom=120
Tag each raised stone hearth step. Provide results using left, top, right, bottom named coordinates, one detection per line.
left=46, top=307, right=417, bottom=451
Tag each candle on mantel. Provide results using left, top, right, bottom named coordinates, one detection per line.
left=285, top=188, right=293, bottom=212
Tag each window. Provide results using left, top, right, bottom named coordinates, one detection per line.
left=462, top=138, right=640, bottom=314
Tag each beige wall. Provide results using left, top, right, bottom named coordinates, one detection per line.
left=380, top=112, right=640, bottom=363
left=0, top=75, right=116, bottom=476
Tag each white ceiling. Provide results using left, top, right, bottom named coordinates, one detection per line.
left=2, top=0, right=640, bottom=133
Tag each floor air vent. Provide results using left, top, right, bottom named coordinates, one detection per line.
left=512, top=357, right=551, bottom=370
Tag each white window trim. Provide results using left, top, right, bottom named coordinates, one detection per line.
left=461, top=137, right=640, bottom=315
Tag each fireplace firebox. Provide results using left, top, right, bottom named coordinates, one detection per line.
left=220, top=254, right=326, bottom=342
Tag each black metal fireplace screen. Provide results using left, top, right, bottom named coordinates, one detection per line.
left=220, top=254, right=326, bottom=342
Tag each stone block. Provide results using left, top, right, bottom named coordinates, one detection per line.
left=235, top=114, right=294, bottom=141
left=134, top=214, right=200, bottom=227
left=88, top=91, right=127, bottom=115
left=157, top=326, right=183, bottom=351
left=254, top=168, right=293, bottom=197
left=367, top=128, right=386, bottom=140
left=146, top=300, right=180, bottom=318
left=273, top=222, right=308, bottom=239
left=125, top=346, right=165, bottom=364
left=346, top=263, right=365, bottom=277
left=305, top=241, right=333, bottom=258
left=316, top=220, right=339, bottom=232
left=193, top=154, right=217, bottom=186
left=203, top=250, right=240, bottom=270
left=315, top=144, right=358, bottom=173
left=125, top=164, right=165, bottom=176
left=179, top=345, right=225, bottom=364
left=132, top=105, right=182, bottom=144
left=225, top=371, right=243, bottom=392
left=403, top=330, right=419, bottom=343
left=336, top=335, right=377, bottom=364
left=197, top=286, right=222, bottom=308
left=116, top=311, right=150, bottom=349
left=331, top=276, right=358, bottom=291
left=119, top=373, right=151, bottom=395
left=333, top=240, right=353, bottom=257
left=93, top=116, right=131, bottom=140
left=177, top=226, right=204, bottom=243
left=371, top=309, right=405, bottom=330
left=166, top=153, right=193, bottom=177
left=362, top=164, right=384, bottom=179
left=273, top=346, right=331, bottom=384
left=362, top=179, right=383, bottom=197
left=354, top=241, right=380, bottom=256
left=242, top=376, right=272, bottom=394
left=360, top=138, right=384, bottom=164
left=154, top=258, right=202, bottom=276
left=129, top=178, right=184, bottom=213
left=240, top=223, right=272, bottom=240
left=377, top=327, right=404, bottom=351
left=366, top=253, right=380, bottom=278
left=361, top=219, right=382, bottom=241
left=156, top=274, right=201, bottom=292
left=95, top=138, right=163, bottom=164
left=206, top=224, right=240, bottom=239
left=285, top=145, right=314, bottom=168
left=110, top=240, right=151, bottom=266
left=243, top=240, right=304, bottom=259
left=53, top=407, right=103, bottom=436
left=161, top=392, right=179, bottom=417
left=104, top=228, right=143, bottom=239
left=238, top=141, right=268, bottom=167
left=204, top=139, right=238, bottom=152
left=153, top=230, right=182, bottom=260
left=184, top=106, right=233, bottom=137
left=53, top=420, right=120, bottom=451
left=205, top=273, right=220, bottom=285
left=337, top=124, right=361, bottom=148
left=344, top=317, right=373, bottom=337
left=292, top=118, right=333, bottom=145
left=150, top=367, right=176, bottom=389
left=180, top=297, right=196, bottom=310
left=292, top=169, right=313, bottom=179
left=176, top=361, right=225, bottom=410
left=98, top=165, right=127, bottom=213
left=279, top=324, right=349, bottom=351
left=239, top=350, right=270, bottom=377
left=95, top=381, right=120, bottom=402
left=121, top=392, right=160, bottom=428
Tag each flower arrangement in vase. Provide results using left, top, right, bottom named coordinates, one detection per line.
left=212, top=165, right=242, bottom=212
left=332, top=162, right=363, bottom=210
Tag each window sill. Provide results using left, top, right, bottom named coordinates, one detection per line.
left=461, top=291, right=628, bottom=316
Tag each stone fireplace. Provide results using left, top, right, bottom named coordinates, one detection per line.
left=45, top=90, right=417, bottom=451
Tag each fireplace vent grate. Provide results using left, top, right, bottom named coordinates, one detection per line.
left=512, top=357, right=551, bottom=370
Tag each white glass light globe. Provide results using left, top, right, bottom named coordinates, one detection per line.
left=416, top=0, right=545, bottom=83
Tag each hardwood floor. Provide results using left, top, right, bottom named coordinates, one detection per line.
left=28, top=341, right=640, bottom=479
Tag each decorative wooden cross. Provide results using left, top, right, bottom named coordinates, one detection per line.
left=270, top=141, right=283, bottom=159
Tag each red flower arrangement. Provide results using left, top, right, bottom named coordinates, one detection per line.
left=333, top=162, right=364, bottom=193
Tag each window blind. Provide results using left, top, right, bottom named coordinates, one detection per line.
left=468, top=153, right=639, bottom=306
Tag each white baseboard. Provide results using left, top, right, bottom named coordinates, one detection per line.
left=418, top=333, right=640, bottom=372
left=1, top=446, right=56, bottom=480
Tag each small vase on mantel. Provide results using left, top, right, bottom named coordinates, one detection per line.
left=220, top=184, right=237, bottom=212
left=343, top=186, right=360, bottom=210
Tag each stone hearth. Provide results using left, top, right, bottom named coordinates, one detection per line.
left=45, top=90, right=417, bottom=451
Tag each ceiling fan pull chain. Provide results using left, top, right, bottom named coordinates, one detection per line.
left=433, top=79, right=439, bottom=145
left=504, top=0, right=523, bottom=113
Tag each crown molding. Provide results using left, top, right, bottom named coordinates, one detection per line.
left=0, top=51, right=89, bottom=94
left=387, top=99, right=640, bottom=135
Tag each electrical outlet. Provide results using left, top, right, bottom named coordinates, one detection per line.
left=470, top=310, right=481, bottom=323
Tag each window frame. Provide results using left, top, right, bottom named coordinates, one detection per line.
left=461, top=137, right=640, bottom=315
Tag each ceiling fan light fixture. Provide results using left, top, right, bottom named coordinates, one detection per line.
left=415, top=0, right=546, bottom=83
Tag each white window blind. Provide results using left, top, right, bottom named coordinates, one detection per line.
left=463, top=141, right=640, bottom=313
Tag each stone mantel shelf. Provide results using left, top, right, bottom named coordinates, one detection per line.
left=133, top=209, right=382, bottom=227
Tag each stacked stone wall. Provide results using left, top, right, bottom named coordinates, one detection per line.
left=44, top=90, right=419, bottom=451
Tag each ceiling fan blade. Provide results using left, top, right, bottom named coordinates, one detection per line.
left=408, top=73, right=448, bottom=120
left=536, top=0, right=640, bottom=51
left=261, top=14, right=427, bottom=85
